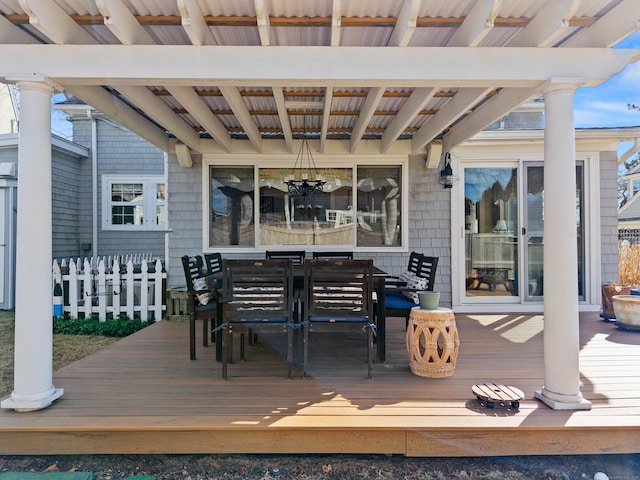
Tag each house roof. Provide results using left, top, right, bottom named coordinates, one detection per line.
left=1, top=0, right=639, bottom=163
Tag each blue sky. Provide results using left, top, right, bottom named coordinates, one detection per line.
left=574, top=31, right=640, bottom=129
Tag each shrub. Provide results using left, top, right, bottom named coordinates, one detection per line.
left=53, top=314, right=152, bottom=338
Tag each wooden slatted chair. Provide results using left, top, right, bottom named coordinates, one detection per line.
left=312, top=251, right=354, bottom=260
left=303, top=259, right=375, bottom=379
left=204, top=252, right=223, bottom=275
left=181, top=255, right=220, bottom=360
left=220, top=259, right=296, bottom=380
left=265, top=250, right=306, bottom=265
left=384, top=253, right=439, bottom=327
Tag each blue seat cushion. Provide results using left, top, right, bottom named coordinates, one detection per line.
left=385, top=293, right=417, bottom=310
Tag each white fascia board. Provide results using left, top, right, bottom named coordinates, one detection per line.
left=2, top=46, right=637, bottom=88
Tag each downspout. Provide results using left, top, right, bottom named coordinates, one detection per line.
left=88, top=109, right=98, bottom=259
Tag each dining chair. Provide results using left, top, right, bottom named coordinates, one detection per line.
left=220, top=259, right=296, bottom=379
left=312, top=251, right=354, bottom=260
left=265, top=250, right=306, bottom=266
left=303, top=258, right=375, bottom=379
left=384, top=253, right=439, bottom=327
left=181, top=255, right=220, bottom=360
left=204, top=252, right=223, bottom=275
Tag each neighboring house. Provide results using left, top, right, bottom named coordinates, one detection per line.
left=2, top=0, right=639, bottom=413
left=619, top=161, right=640, bottom=241
left=0, top=98, right=166, bottom=309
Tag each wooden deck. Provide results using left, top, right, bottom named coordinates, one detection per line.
left=1, top=312, right=639, bottom=457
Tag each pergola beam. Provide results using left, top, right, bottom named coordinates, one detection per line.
left=116, top=85, right=201, bottom=152
left=381, top=87, right=437, bottom=153
left=62, top=85, right=169, bottom=151
left=219, top=86, right=263, bottom=152
left=178, top=0, right=217, bottom=46
left=563, top=0, right=640, bottom=48
left=96, top=0, right=155, bottom=45
left=350, top=87, right=385, bottom=153
left=447, top=0, right=502, bottom=47
left=167, top=86, right=232, bottom=153
left=508, top=0, right=580, bottom=48
left=442, top=87, right=541, bottom=152
left=388, top=0, right=421, bottom=47
left=412, top=87, right=493, bottom=154
left=2, top=46, right=635, bottom=88
left=19, top=0, right=94, bottom=44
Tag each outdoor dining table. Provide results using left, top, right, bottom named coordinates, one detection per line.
left=211, top=261, right=390, bottom=363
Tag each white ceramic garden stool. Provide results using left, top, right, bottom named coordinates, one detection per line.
left=406, top=306, right=459, bottom=377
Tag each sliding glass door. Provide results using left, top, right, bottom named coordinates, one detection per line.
left=461, top=161, right=585, bottom=304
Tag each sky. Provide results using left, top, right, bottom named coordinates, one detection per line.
left=574, top=30, right=640, bottom=129
left=50, top=31, right=640, bottom=139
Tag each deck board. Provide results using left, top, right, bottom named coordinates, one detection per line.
left=1, top=312, right=639, bottom=457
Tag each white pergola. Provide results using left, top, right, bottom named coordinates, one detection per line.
left=1, top=0, right=639, bottom=411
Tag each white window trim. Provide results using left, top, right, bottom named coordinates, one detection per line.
left=101, top=174, right=166, bottom=231
left=201, top=154, right=408, bottom=254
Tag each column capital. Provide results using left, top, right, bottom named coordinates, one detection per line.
left=7, top=75, right=60, bottom=93
left=541, top=77, right=586, bottom=96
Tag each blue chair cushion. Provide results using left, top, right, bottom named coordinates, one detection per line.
left=384, top=294, right=418, bottom=310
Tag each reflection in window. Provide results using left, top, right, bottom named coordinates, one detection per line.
left=259, top=168, right=352, bottom=246
left=210, top=166, right=255, bottom=247
left=209, top=164, right=404, bottom=248
left=356, top=166, right=402, bottom=247
left=103, top=176, right=165, bottom=230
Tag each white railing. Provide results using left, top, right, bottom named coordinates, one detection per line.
left=52, top=255, right=166, bottom=322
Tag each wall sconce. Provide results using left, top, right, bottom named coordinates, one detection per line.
left=439, top=152, right=459, bottom=189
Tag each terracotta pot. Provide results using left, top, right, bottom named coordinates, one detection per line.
left=612, top=295, right=640, bottom=329
left=601, top=283, right=630, bottom=317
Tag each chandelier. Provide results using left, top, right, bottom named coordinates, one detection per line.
left=284, top=115, right=325, bottom=197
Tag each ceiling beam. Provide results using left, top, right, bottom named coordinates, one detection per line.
left=388, top=0, right=421, bottom=47
left=178, top=0, right=217, bottom=46
left=219, top=86, right=263, bottom=152
left=116, top=85, right=202, bottom=152
left=350, top=87, right=385, bottom=153
left=96, top=0, right=155, bottom=45
left=19, top=0, right=94, bottom=44
left=254, top=0, right=271, bottom=46
left=563, top=0, right=640, bottom=48
left=5, top=46, right=634, bottom=88
left=272, top=87, right=293, bottom=152
left=0, top=15, right=39, bottom=43
left=446, top=0, right=502, bottom=47
left=442, top=87, right=540, bottom=152
left=174, top=142, right=193, bottom=167
left=381, top=87, right=437, bottom=153
left=62, top=85, right=169, bottom=151
left=412, top=87, right=493, bottom=154
left=320, top=88, right=334, bottom=153
left=330, top=0, right=342, bottom=46
left=508, top=0, right=580, bottom=48
left=166, top=86, right=232, bottom=152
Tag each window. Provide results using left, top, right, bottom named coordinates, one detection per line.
left=208, top=162, right=404, bottom=250
left=102, top=175, right=166, bottom=230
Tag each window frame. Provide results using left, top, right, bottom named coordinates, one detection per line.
left=202, top=155, right=408, bottom=253
left=101, top=175, right=166, bottom=231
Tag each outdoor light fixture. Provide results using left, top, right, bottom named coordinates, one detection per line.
left=439, top=152, right=459, bottom=189
left=285, top=115, right=325, bottom=198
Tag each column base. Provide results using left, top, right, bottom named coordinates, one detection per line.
left=534, top=387, right=591, bottom=410
left=1, top=387, right=64, bottom=412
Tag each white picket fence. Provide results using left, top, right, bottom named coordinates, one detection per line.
left=52, top=255, right=166, bottom=322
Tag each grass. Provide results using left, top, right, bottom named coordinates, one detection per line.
left=0, top=310, right=119, bottom=399
left=619, top=241, right=640, bottom=286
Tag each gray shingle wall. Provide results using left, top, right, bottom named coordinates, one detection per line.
left=52, top=149, right=83, bottom=259
left=69, top=117, right=166, bottom=259
left=167, top=153, right=204, bottom=288
left=600, top=150, right=620, bottom=283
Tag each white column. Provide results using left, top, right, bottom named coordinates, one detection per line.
left=534, top=84, right=590, bottom=410
left=1, top=80, right=63, bottom=411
